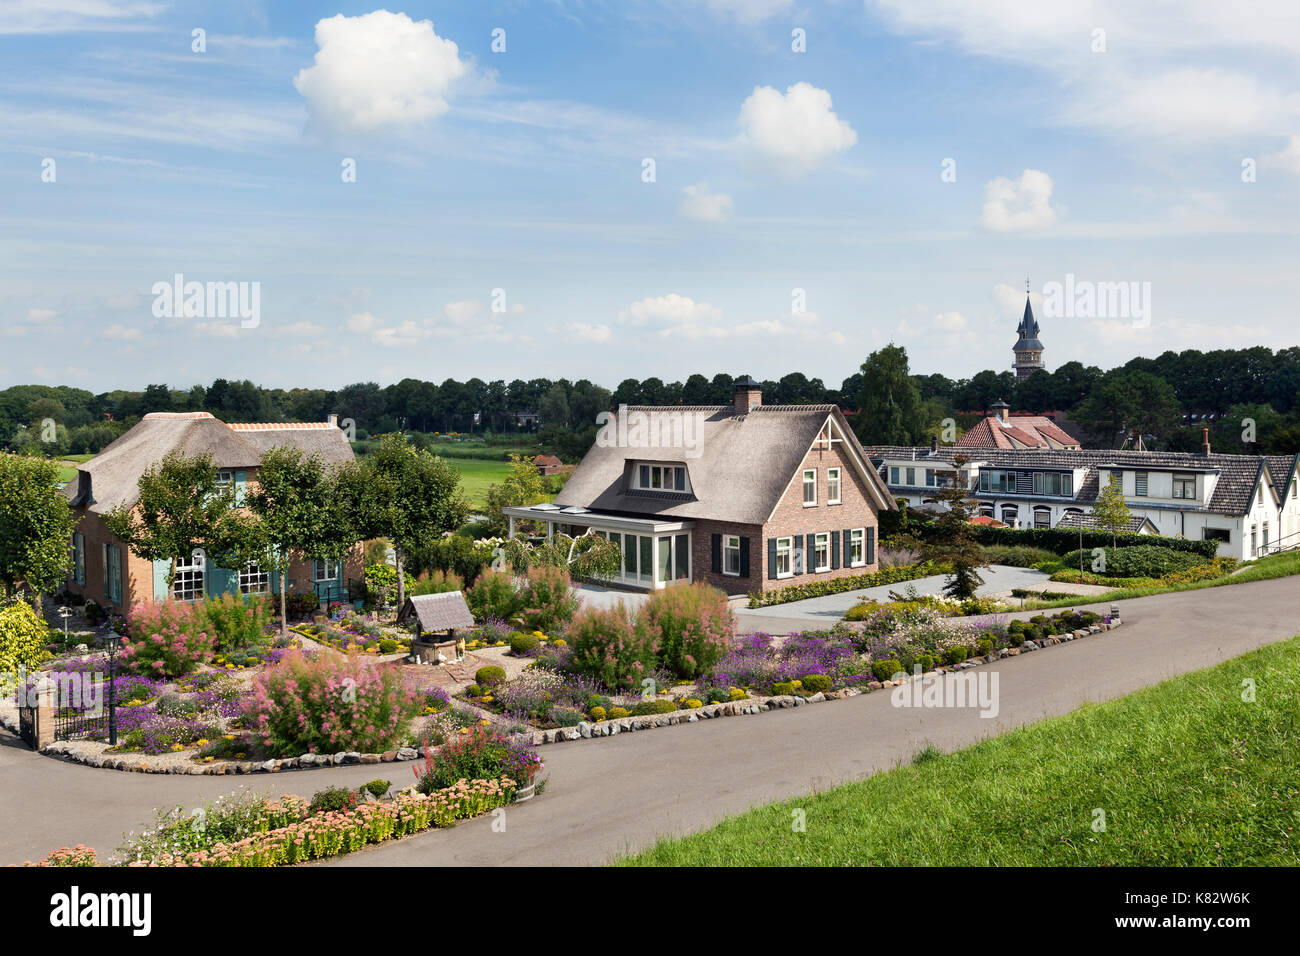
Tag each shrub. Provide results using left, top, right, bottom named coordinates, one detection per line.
left=244, top=651, right=420, bottom=757
left=475, top=665, right=506, bottom=688
left=363, top=563, right=414, bottom=607
left=121, top=602, right=214, bottom=678
left=309, top=786, right=359, bottom=814
left=972, top=525, right=1217, bottom=559
left=410, top=569, right=464, bottom=596
left=607, top=706, right=630, bottom=719
left=466, top=569, right=522, bottom=622
left=156, top=693, right=199, bottom=718
left=1059, top=545, right=1206, bottom=579
left=509, top=633, right=542, bottom=656
left=944, top=646, right=969, bottom=665
left=285, top=592, right=319, bottom=620
left=772, top=681, right=795, bottom=696
left=630, top=699, right=678, bottom=716
left=201, top=593, right=271, bottom=653
left=364, top=779, right=391, bottom=799
left=749, top=562, right=941, bottom=608
left=23, top=846, right=97, bottom=867
left=801, top=673, right=832, bottom=693
left=976, top=637, right=995, bottom=656
left=412, top=727, right=541, bottom=793
left=728, top=688, right=748, bottom=701
left=551, top=706, right=585, bottom=727
left=588, top=705, right=607, bottom=721
left=378, top=638, right=399, bottom=654
left=566, top=605, right=654, bottom=689
left=980, top=544, right=1059, bottom=568
left=517, top=566, right=579, bottom=633
left=636, top=582, right=733, bottom=680
left=683, top=698, right=703, bottom=709
left=871, top=659, right=903, bottom=681
left=0, top=600, right=51, bottom=681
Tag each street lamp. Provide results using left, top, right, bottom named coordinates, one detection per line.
left=58, top=605, right=71, bottom=645
left=104, top=632, right=121, bottom=746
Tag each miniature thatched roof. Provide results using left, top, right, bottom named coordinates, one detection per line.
left=397, top=591, right=476, bottom=633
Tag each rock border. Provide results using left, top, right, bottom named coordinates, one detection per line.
left=8, top=618, right=1121, bottom=773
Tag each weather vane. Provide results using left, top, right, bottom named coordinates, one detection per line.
left=1025, top=275, right=1030, bottom=293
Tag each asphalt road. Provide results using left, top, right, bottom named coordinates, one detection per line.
left=1, top=575, right=1295, bottom=866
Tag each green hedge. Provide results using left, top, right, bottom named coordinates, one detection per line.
left=972, top=526, right=1217, bottom=560
left=747, top=562, right=943, bottom=609
left=1058, top=545, right=1208, bottom=579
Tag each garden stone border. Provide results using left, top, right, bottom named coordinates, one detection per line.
left=5, top=618, right=1121, bottom=773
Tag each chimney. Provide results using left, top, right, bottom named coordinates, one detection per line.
left=1201, top=426, right=1211, bottom=456
left=991, top=400, right=1010, bottom=424
left=930, top=435, right=939, bottom=454
left=327, top=413, right=338, bottom=428
left=733, top=375, right=762, bottom=415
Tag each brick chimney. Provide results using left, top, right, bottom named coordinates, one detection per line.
left=1201, top=426, right=1211, bottom=456
left=991, top=400, right=1010, bottom=424
left=733, top=375, right=762, bottom=415
left=327, top=413, right=338, bottom=428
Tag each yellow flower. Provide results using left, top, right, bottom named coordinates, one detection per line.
left=196, top=739, right=209, bottom=747
left=171, top=744, right=182, bottom=752
left=479, top=719, right=491, bottom=726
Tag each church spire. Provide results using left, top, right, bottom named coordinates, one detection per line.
left=1012, top=276, right=1044, bottom=380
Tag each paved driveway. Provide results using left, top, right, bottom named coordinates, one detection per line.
left=0, top=575, right=1294, bottom=866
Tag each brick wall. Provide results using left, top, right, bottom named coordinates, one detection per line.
left=691, top=519, right=763, bottom=597
left=756, top=441, right=881, bottom=591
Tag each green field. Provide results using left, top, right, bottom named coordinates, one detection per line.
left=622, top=636, right=1300, bottom=867
left=442, top=457, right=513, bottom=506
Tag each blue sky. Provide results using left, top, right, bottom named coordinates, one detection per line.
left=2, top=0, right=1298, bottom=393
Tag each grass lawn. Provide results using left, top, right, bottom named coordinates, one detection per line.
left=622, top=636, right=1300, bottom=866
left=1022, top=549, right=1300, bottom=610
left=442, top=457, right=514, bottom=506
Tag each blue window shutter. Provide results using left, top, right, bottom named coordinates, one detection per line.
left=152, top=559, right=170, bottom=601
left=867, top=527, right=876, bottom=565
left=843, top=528, right=852, bottom=566
left=831, top=531, right=840, bottom=569
left=102, top=543, right=110, bottom=600
left=234, top=470, right=247, bottom=506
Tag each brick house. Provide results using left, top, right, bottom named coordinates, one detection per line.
left=63, top=412, right=363, bottom=610
left=502, top=377, right=896, bottom=595
left=532, top=454, right=565, bottom=476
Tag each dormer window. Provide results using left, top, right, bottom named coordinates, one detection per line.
left=634, top=463, right=689, bottom=493
left=1172, top=474, right=1196, bottom=499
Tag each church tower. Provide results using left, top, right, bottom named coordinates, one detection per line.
left=1013, top=282, right=1044, bottom=380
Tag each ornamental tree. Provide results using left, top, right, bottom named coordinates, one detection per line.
left=921, top=457, right=988, bottom=600
left=1091, top=477, right=1132, bottom=549
left=0, top=453, right=78, bottom=599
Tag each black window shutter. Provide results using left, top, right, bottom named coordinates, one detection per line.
left=739, top=536, right=750, bottom=578
left=843, top=528, right=852, bottom=565
left=805, top=533, right=814, bottom=571
left=867, top=527, right=876, bottom=565
left=710, top=533, right=721, bottom=574
left=767, top=537, right=777, bottom=578
left=794, top=536, right=804, bottom=574
left=831, top=530, right=840, bottom=569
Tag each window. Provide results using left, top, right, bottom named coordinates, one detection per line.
left=803, top=469, right=817, bottom=506
left=639, top=536, right=652, bottom=582
left=1258, top=486, right=1264, bottom=507
left=1000, top=505, right=1019, bottom=527
left=849, top=528, right=865, bottom=567
left=216, top=469, right=235, bottom=492
left=1173, top=474, right=1196, bottom=499
left=1203, top=528, right=1231, bottom=543
left=623, top=534, right=638, bottom=578
left=1134, top=472, right=1148, bottom=496
left=905, top=467, right=916, bottom=486
left=1033, top=472, right=1073, bottom=497
left=674, top=533, right=690, bottom=580
left=980, top=470, right=1015, bottom=493
left=314, top=558, right=339, bottom=582
left=635, top=463, right=687, bottom=493
left=108, top=546, right=122, bottom=605
left=776, top=537, right=793, bottom=577
left=814, top=533, right=831, bottom=572
left=827, top=468, right=842, bottom=504
left=239, top=561, right=269, bottom=595
left=1033, top=507, right=1052, bottom=529
left=70, top=533, right=85, bottom=585
left=723, top=535, right=741, bottom=576
left=173, top=554, right=204, bottom=601
left=889, top=467, right=900, bottom=485
left=925, top=469, right=935, bottom=487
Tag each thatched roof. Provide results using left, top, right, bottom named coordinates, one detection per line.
left=397, top=591, right=476, bottom=633
left=67, top=412, right=354, bottom=514
left=553, top=404, right=895, bottom=525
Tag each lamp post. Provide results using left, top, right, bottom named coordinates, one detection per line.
left=104, top=632, right=121, bottom=746
left=58, top=605, right=71, bottom=645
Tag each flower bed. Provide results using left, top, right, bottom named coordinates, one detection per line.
left=746, top=561, right=944, bottom=608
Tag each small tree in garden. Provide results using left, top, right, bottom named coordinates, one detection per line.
left=516, top=565, right=579, bottom=632
left=0, top=600, right=52, bottom=689
left=498, top=530, right=621, bottom=582
left=240, top=447, right=357, bottom=636
left=465, top=568, right=522, bottom=622
left=567, top=604, right=653, bottom=689
left=1091, top=477, right=1132, bottom=549
left=481, top=455, right=550, bottom=537
left=921, top=457, right=988, bottom=600
left=0, top=454, right=78, bottom=600
left=341, top=435, right=469, bottom=610
left=104, top=452, right=240, bottom=593
left=636, top=582, right=734, bottom=680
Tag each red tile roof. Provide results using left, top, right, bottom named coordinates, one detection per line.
left=956, top=415, right=1081, bottom=450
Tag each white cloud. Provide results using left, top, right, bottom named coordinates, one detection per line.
left=619, top=293, right=723, bottom=328
left=0, top=1, right=163, bottom=35
left=442, top=299, right=484, bottom=324
left=981, top=169, right=1058, bottom=232
left=697, top=0, right=794, bottom=25
left=1264, top=134, right=1300, bottom=174
left=280, top=320, right=324, bottom=336
left=992, top=283, right=1043, bottom=319
left=738, top=82, right=857, bottom=174
left=293, top=10, right=468, bottom=135
left=104, top=323, right=142, bottom=341
left=194, top=322, right=241, bottom=340
left=678, top=182, right=734, bottom=222
left=26, top=308, right=56, bottom=322
left=343, top=311, right=429, bottom=347
left=559, top=322, right=613, bottom=343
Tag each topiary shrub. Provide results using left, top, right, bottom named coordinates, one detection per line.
left=364, top=779, right=390, bottom=798
left=772, top=680, right=795, bottom=696
left=509, top=633, right=542, bottom=657
left=377, top=638, right=399, bottom=654
left=475, top=665, right=506, bottom=688
left=588, top=705, right=607, bottom=721
left=871, top=658, right=903, bottom=682
left=607, top=706, right=630, bottom=719
left=465, top=684, right=483, bottom=697
left=630, top=699, right=678, bottom=716
left=566, top=605, right=654, bottom=690
left=976, top=637, right=995, bottom=656
left=635, top=582, right=734, bottom=680
left=801, top=673, right=832, bottom=693
left=913, top=653, right=936, bottom=673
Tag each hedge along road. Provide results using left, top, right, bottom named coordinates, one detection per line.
left=0, top=574, right=1295, bottom=867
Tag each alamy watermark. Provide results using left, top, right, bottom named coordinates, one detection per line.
left=890, top=665, right=1000, bottom=718
left=152, top=273, right=260, bottom=328
left=1042, top=273, right=1151, bottom=327
left=595, top=405, right=706, bottom=459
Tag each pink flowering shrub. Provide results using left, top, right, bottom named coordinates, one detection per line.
left=121, top=602, right=214, bottom=678
left=517, top=565, right=579, bottom=633
left=566, top=605, right=654, bottom=689
left=244, top=651, right=421, bottom=757
left=636, top=582, right=734, bottom=680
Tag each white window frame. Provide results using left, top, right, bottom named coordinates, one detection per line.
left=775, top=537, right=793, bottom=578
left=722, top=535, right=741, bottom=577
left=1172, top=473, right=1196, bottom=500
left=239, top=560, right=270, bottom=595
left=802, top=469, right=817, bottom=506
left=849, top=528, right=865, bottom=567
left=814, top=532, right=831, bottom=572
left=634, top=463, right=688, bottom=494
left=172, top=553, right=204, bottom=601
left=827, top=467, right=842, bottom=504
left=314, top=558, right=340, bottom=582
left=216, top=468, right=235, bottom=493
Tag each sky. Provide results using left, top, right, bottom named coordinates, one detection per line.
left=2, top=0, right=1299, bottom=394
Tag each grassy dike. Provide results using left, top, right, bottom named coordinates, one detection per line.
left=621, top=637, right=1300, bottom=866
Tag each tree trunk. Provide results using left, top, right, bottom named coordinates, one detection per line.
left=395, top=546, right=405, bottom=610
left=279, top=561, right=289, bottom=639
